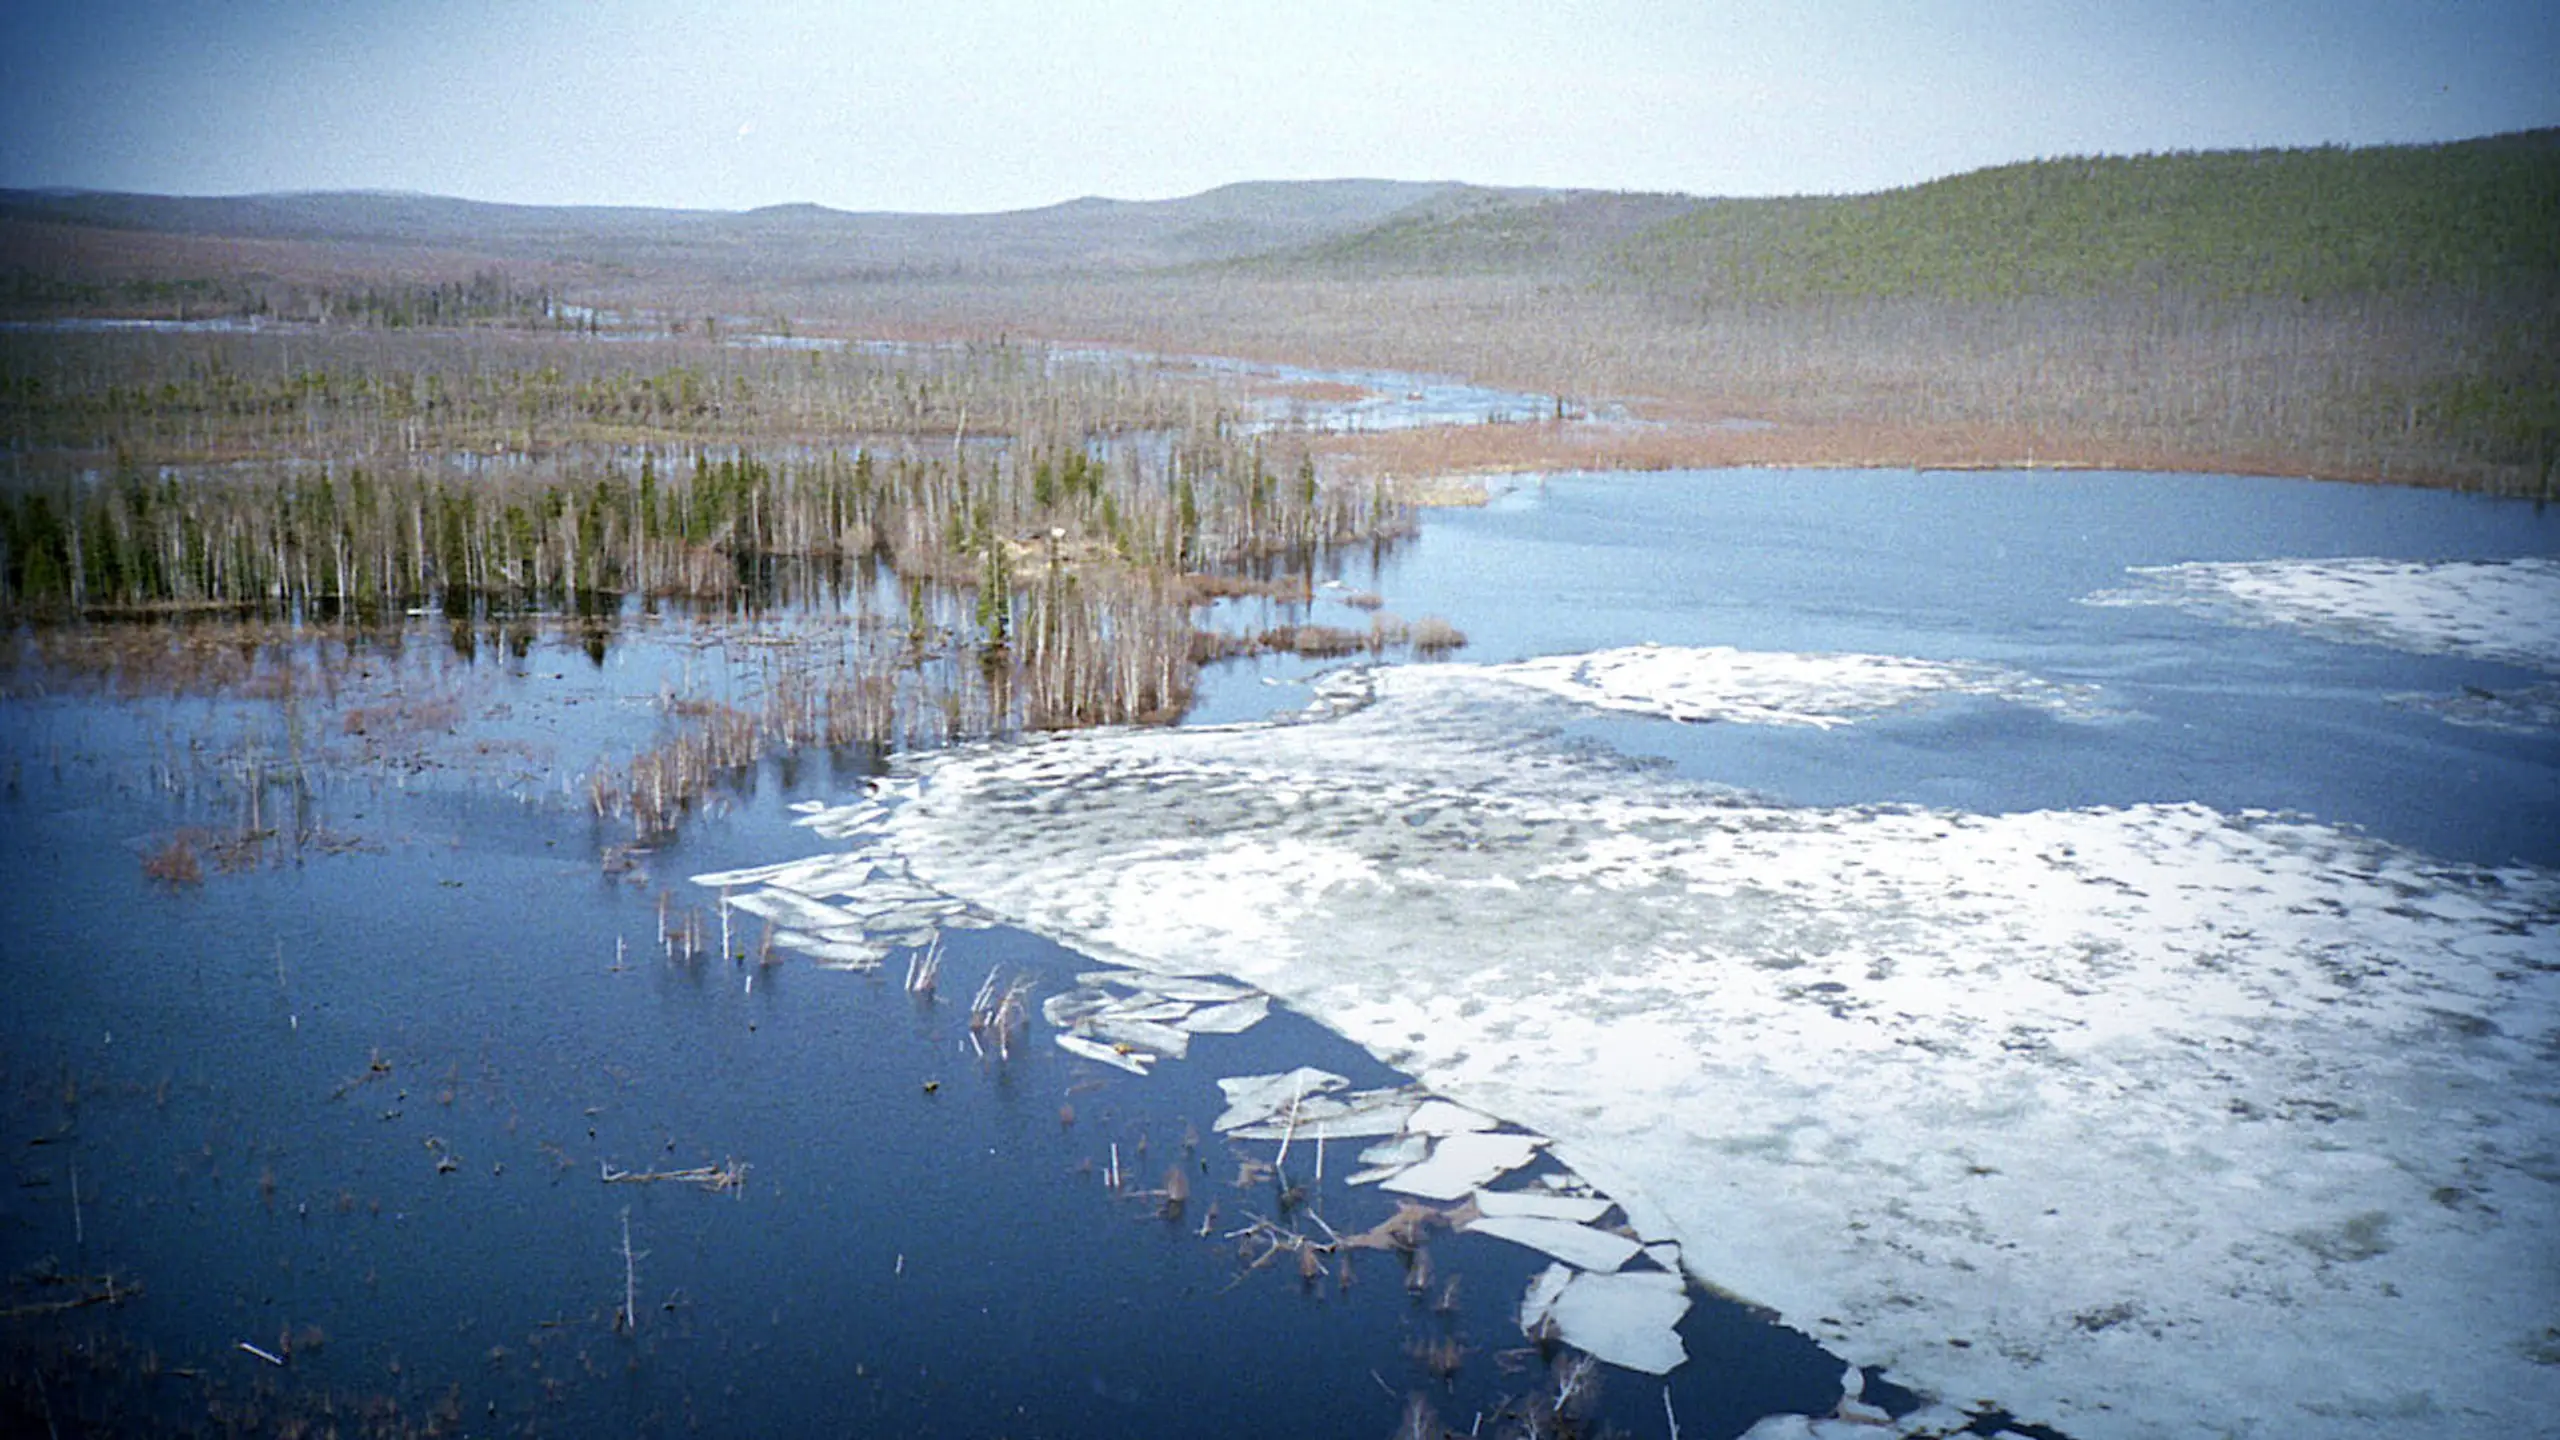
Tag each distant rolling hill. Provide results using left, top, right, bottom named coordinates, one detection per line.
left=0, top=178, right=1504, bottom=278
left=1257, top=130, right=2560, bottom=301
left=1629, top=128, right=2560, bottom=300
left=1245, top=186, right=1704, bottom=276
left=7, top=132, right=2556, bottom=310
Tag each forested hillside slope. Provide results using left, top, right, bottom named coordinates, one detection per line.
left=3, top=132, right=2552, bottom=493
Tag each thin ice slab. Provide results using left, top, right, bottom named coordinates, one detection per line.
left=1055, top=1032, right=1153, bottom=1075
left=1405, top=1098, right=1499, bottom=1134
left=1213, top=1068, right=1347, bottom=1132
left=1465, top=1213, right=1642, bottom=1272
left=1178, top=995, right=1271, bottom=1034
left=1520, top=1263, right=1575, bottom=1333
left=1076, top=1012, right=1192, bottom=1061
left=1225, top=1086, right=1424, bottom=1140
left=1381, top=1131, right=1544, bottom=1200
left=1094, top=997, right=1199, bottom=1024
left=1474, top=1188, right=1613, bottom=1224
left=1079, top=970, right=1260, bottom=1002
left=689, top=855, right=840, bottom=888
left=1348, top=1133, right=1429, bottom=1184
left=721, top=888, right=864, bottom=933
left=771, top=932, right=887, bottom=969
left=1539, top=1267, right=1691, bottom=1376
left=1042, top=989, right=1116, bottom=1028
left=760, top=855, right=879, bottom=898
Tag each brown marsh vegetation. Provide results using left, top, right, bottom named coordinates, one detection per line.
left=782, top=272, right=2557, bottom=496
left=0, top=322, right=1460, bottom=838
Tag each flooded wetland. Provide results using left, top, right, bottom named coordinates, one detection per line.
left=5, top=133, right=2559, bottom=1439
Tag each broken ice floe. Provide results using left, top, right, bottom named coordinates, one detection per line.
left=1464, top=1213, right=1641, bottom=1271
left=1053, top=1031, right=1152, bottom=1075
left=1462, top=642, right=2105, bottom=728
left=2088, top=556, right=2560, bottom=673
left=719, top=887, right=864, bottom=933
left=1213, top=1067, right=1346, bottom=1130
left=1377, top=1131, right=1544, bottom=1200
left=1208, top=1067, right=1439, bottom=1140
left=854, top=655, right=2560, bottom=1439
left=1209, top=1064, right=1695, bottom=1372
left=1038, top=966, right=1286, bottom=1071
left=1472, top=1188, right=1613, bottom=1224
left=689, top=827, right=989, bottom=971
left=1405, top=1098, right=1499, bottom=1135
left=1521, top=1262, right=1692, bottom=1375
left=1738, top=1404, right=1988, bottom=1440
left=2090, top=556, right=2560, bottom=734
left=747, top=775, right=1720, bottom=1383
left=1347, top=1134, right=1430, bottom=1185
left=1180, top=995, right=1272, bottom=1032
left=769, top=933, right=890, bottom=969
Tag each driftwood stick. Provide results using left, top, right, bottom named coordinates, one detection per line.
left=599, top=1158, right=748, bottom=1194
left=618, top=1208, right=639, bottom=1334
left=0, top=1274, right=140, bottom=1320
left=1273, top=1076, right=1305, bottom=1173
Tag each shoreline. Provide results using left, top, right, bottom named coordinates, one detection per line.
left=1309, top=411, right=2552, bottom=499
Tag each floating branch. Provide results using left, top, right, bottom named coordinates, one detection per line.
left=599, top=1157, right=749, bottom=1194
left=0, top=1272, right=141, bottom=1319
left=616, top=1207, right=640, bottom=1336
left=1223, top=1213, right=1337, bottom=1288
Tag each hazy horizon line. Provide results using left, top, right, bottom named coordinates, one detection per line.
left=7, top=125, right=2549, bottom=222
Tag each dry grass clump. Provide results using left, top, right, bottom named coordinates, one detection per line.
left=1185, top=614, right=1468, bottom=666
left=590, top=697, right=763, bottom=839
left=1407, top=616, right=1467, bottom=654
left=339, top=693, right=463, bottom=737
left=1269, top=624, right=1369, bottom=657
left=1254, top=378, right=1372, bottom=405
left=1177, top=572, right=1314, bottom=604
left=1187, top=630, right=1264, bottom=665
left=140, top=834, right=203, bottom=886
left=137, top=823, right=354, bottom=884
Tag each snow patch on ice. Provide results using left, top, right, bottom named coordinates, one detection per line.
left=1461, top=642, right=2105, bottom=728
left=2089, top=556, right=2560, bottom=673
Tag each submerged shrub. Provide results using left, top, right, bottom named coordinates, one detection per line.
left=141, top=834, right=203, bottom=886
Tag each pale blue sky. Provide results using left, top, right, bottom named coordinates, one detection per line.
left=2, top=1, right=2553, bottom=212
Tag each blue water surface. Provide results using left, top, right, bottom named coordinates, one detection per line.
left=1199, top=468, right=2560, bottom=866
